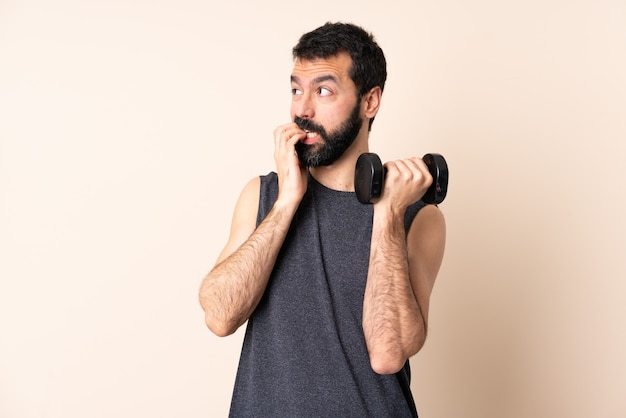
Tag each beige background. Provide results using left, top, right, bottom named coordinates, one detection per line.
left=1, top=0, right=625, bottom=417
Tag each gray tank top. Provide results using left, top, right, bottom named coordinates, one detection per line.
left=229, top=172, right=425, bottom=417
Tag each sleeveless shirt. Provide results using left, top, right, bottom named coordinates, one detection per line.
left=229, top=172, right=425, bottom=417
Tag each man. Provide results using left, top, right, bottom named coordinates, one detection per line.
left=199, top=22, right=446, bottom=417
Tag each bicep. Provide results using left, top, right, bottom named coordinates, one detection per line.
left=406, top=204, right=446, bottom=325
left=214, top=177, right=261, bottom=265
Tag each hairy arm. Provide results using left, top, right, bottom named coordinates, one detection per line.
left=199, top=123, right=308, bottom=337
left=362, top=158, right=446, bottom=374
left=199, top=178, right=300, bottom=336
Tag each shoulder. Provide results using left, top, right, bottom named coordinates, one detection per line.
left=408, top=204, right=446, bottom=244
left=238, top=176, right=262, bottom=209
left=236, top=171, right=277, bottom=208
left=214, top=176, right=261, bottom=264
left=406, top=204, right=446, bottom=272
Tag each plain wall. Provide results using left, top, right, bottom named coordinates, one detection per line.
left=1, top=0, right=625, bottom=417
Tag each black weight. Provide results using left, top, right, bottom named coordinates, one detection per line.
left=355, top=153, right=384, bottom=204
left=354, top=152, right=448, bottom=205
left=422, top=153, right=448, bottom=205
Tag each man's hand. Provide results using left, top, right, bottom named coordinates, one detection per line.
left=375, top=157, right=433, bottom=212
left=273, top=123, right=308, bottom=207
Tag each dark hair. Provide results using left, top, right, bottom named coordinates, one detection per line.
left=292, top=22, right=387, bottom=128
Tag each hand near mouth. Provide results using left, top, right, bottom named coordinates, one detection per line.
left=273, top=122, right=309, bottom=206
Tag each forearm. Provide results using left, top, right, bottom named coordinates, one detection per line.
left=200, top=201, right=295, bottom=337
left=362, top=208, right=426, bottom=374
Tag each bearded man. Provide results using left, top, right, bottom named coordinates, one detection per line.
left=199, top=22, right=446, bottom=417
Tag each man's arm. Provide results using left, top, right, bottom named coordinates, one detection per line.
left=362, top=158, right=446, bottom=374
left=199, top=123, right=308, bottom=337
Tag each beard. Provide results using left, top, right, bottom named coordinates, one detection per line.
left=294, top=102, right=363, bottom=167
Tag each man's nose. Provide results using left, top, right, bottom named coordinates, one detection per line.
left=293, top=94, right=315, bottom=120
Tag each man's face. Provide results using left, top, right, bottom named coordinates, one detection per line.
left=290, top=54, right=364, bottom=167
left=293, top=102, right=362, bottom=167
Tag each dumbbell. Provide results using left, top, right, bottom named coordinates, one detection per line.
left=354, top=153, right=448, bottom=204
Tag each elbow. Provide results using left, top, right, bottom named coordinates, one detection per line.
left=368, top=336, right=427, bottom=375
left=206, top=321, right=231, bottom=338
left=369, top=351, right=408, bottom=375
left=199, top=293, right=238, bottom=337
left=201, top=298, right=246, bottom=337
left=204, top=312, right=238, bottom=337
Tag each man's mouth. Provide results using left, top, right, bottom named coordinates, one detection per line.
left=295, top=117, right=325, bottom=144
left=303, top=130, right=318, bottom=144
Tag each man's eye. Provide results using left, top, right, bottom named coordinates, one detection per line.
left=319, top=87, right=332, bottom=96
left=292, top=88, right=302, bottom=96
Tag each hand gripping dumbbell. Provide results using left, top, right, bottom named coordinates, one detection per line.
left=354, top=153, right=449, bottom=204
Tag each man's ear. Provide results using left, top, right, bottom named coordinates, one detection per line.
left=362, top=86, right=382, bottom=120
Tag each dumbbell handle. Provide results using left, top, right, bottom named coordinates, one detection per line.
left=354, top=153, right=448, bottom=205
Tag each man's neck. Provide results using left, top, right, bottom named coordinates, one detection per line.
left=308, top=136, right=369, bottom=192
